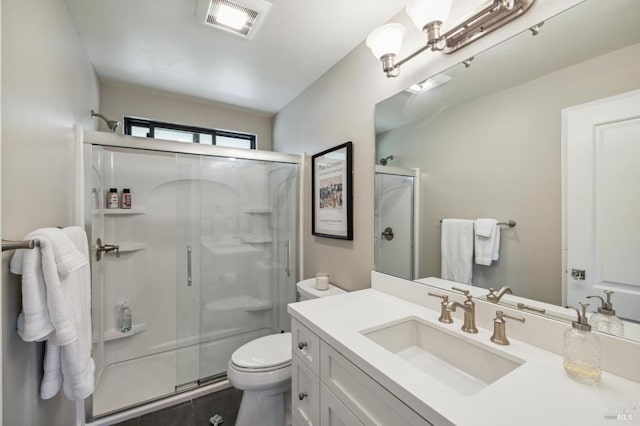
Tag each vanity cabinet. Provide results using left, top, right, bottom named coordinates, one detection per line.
left=291, top=319, right=431, bottom=426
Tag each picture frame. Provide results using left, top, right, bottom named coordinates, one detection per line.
left=311, top=142, right=353, bottom=240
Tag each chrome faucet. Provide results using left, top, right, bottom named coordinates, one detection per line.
left=486, top=286, right=513, bottom=303
left=446, top=287, right=478, bottom=333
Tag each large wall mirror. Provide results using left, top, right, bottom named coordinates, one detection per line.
left=374, top=0, right=640, bottom=342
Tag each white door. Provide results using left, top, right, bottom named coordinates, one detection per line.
left=564, top=90, right=640, bottom=322
left=374, top=167, right=417, bottom=280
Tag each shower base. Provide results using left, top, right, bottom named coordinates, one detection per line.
left=93, top=350, right=177, bottom=416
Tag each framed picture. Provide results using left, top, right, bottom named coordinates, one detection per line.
left=312, top=142, right=353, bottom=240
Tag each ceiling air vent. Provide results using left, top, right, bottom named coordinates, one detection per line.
left=195, top=0, right=272, bottom=40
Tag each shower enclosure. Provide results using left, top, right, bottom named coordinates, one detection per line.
left=374, top=166, right=420, bottom=280
left=82, top=132, right=300, bottom=419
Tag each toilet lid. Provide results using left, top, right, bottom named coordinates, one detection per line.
left=231, top=332, right=292, bottom=370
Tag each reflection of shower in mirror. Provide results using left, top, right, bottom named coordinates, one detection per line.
left=379, top=155, right=394, bottom=165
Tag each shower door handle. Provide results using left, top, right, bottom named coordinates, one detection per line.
left=187, top=245, right=192, bottom=287
left=284, top=240, right=291, bottom=277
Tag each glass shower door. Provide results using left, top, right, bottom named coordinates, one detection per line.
left=176, top=155, right=299, bottom=386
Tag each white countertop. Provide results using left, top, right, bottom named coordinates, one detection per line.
left=288, top=288, right=640, bottom=426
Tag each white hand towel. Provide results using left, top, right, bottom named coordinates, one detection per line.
left=441, top=219, right=474, bottom=285
left=475, top=218, right=500, bottom=266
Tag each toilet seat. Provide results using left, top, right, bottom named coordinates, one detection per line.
left=230, top=332, right=291, bottom=371
left=227, top=333, right=293, bottom=392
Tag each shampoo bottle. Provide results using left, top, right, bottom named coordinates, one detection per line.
left=586, top=290, right=624, bottom=337
left=564, top=302, right=601, bottom=385
left=118, top=302, right=132, bottom=332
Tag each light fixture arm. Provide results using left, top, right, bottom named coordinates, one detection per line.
left=383, top=0, right=535, bottom=78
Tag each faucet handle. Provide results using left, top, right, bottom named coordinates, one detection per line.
left=451, top=286, right=473, bottom=302
left=451, top=286, right=471, bottom=297
left=490, top=310, right=525, bottom=345
left=428, top=292, right=453, bottom=324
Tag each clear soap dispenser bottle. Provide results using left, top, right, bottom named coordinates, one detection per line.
left=118, top=302, right=132, bottom=332
left=586, top=290, right=624, bottom=337
left=564, top=302, right=601, bottom=385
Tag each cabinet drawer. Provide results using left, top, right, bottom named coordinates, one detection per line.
left=292, top=355, right=320, bottom=425
left=320, top=383, right=363, bottom=426
left=292, top=318, right=320, bottom=375
left=320, top=342, right=431, bottom=426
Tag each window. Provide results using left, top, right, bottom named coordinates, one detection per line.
left=124, top=117, right=256, bottom=149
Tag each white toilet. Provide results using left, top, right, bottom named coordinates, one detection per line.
left=227, top=279, right=345, bottom=426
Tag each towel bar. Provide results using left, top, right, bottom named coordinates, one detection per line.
left=2, top=239, right=38, bottom=252
left=439, top=219, right=516, bottom=228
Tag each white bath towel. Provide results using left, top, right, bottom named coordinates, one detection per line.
left=11, top=227, right=94, bottom=400
left=10, top=229, right=77, bottom=345
left=441, top=219, right=474, bottom=285
left=475, top=218, right=500, bottom=266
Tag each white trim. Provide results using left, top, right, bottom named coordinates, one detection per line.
left=83, top=130, right=301, bottom=164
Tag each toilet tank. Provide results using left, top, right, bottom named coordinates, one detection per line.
left=296, top=278, right=346, bottom=301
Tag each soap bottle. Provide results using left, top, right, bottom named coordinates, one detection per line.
left=118, top=302, right=132, bottom=332
left=564, top=302, right=601, bottom=385
left=121, top=188, right=132, bottom=209
left=586, top=290, right=624, bottom=337
left=107, top=188, right=119, bottom=209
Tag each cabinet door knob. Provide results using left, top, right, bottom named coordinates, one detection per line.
left=297, top=341, right=307, bottom=350
left=298, top=392, right=308, bottom=400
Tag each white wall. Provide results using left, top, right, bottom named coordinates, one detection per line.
left=273, top=0, right=582, bottom=291
left=377, top=43, right=640, bottom=304
left=100, top=84, right=274, bottom=151
left=1, top=0, right=100, bottom=424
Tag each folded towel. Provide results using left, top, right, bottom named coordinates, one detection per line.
left=475, top=218, right=500, bottom=266
left=11, top=227, right=94, bottom=400
left=10, top=236, right=55, bottom=342
left=441, top=219, right=474, bottom=285
left=11, top=229, right=77, bottom=344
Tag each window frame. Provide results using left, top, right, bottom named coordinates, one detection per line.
left=123, top=117, right=257, bottom=149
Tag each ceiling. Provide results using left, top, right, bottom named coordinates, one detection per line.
left=64, top=0, right=406, bottom=114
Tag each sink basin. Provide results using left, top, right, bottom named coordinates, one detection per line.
left=361, top=317, right=524, bottom=396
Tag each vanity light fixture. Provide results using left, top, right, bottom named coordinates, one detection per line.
left=366, top=0, right=536, bottom=78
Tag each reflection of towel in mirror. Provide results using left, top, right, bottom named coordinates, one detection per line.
left=441, top=219, right=474, bottom=285
left=475, top=218, right=500, bottom=266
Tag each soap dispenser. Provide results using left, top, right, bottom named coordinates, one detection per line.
left=564, top=302, right=601, bottom=385
left=586, top=290, right=624, bottom=337
left=118, top=302, right=132, bottom=333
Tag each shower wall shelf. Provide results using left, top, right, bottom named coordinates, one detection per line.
left=243, top=209, right=272, bottom=214
left=205, top=296, right=272, bottom=313
left=93, top=207, right=148, bottom=216
left=242, top=235, right=273, bottom=244
left=103, top=323, right=147, bottom=342
left=105, top=242, right=146, bottom=254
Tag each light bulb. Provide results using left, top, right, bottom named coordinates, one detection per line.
left=365, top=23, right=406, bottom=60
left=406, top=0, right=453, bottom=31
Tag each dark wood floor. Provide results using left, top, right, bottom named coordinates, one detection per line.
left=113, top=387, right=243, bottom=426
